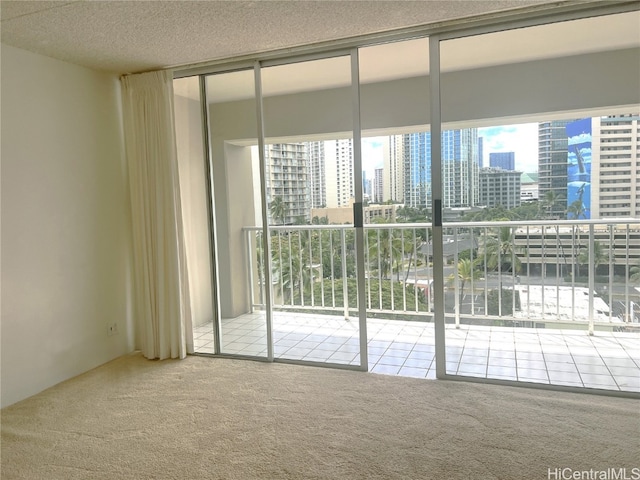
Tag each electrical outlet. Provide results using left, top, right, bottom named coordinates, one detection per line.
left=107, top=322, right=118, bottom=336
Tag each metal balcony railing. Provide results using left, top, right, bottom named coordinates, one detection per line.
left=243, top=219, right=640, bottom=334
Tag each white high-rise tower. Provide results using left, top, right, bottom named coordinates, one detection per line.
left=383, top=135, right=404, bottom=203
left=591, top=113, right=640, bottom=218
left=324, top=139, right=354, bottom=208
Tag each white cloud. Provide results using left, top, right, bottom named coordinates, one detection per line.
left=479, top=123, right=538, bottom=173
left=362, top=137, right=385, bottom=175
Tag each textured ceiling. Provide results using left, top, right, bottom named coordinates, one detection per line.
left=192, top=10, right=640, bottom=104
left=0, top=0, right=564, bottom=74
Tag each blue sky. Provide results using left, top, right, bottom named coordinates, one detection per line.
left=479, top=123, right=538, bottom=173
left=362, top=123, right=540, bottom=177
left=361, top=138, right=385, bottom=179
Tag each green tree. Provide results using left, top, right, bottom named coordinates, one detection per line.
left=367, top=227, right=401, bottom=279
left=578, top=240, right=608, bottom=276
left=510, top=201, right=540, bottom=221
left=314, top=228, right=356, bottom=281
left=457, top=249, right=476, bottom=261
left=487, top=288, right=521, bottom=316
left=294, top=278, right=430, bottom=312
left=462, top=205, right=514, bottom=222
left=271, top=228, right=337, bottom=305
left=269, top=196, right=287, bottom=225
left=478, top=226, right=522, bottom=277
left=396, top=206, right=430, bottom=223
left=566, top=199, right=586, bottom=220
left=540, top=190, right=565, bottom=219
left=447, top=258, right=480, bottom=306
left=367, top=219, right=416, bottom=281
left=271, top=231, right=305, bottom=303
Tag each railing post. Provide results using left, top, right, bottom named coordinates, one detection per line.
left=309, top=229, right=314, bottom=307
left=246, top=229, right=255, bottom=313
left=625, top=224, right=631, bottom=325
left=342, top=228, right=349, bottom=320
left=453, top=227, right=460, bottom=328
left=588, top=223, right=595, bottom=336
left=608, top=225, right=613, bottom=323
left=298, top=232, right=304, bottom=307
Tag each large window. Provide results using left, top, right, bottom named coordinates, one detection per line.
left=175, top=7, right=640, bottom=395
left=438, top=12, right=640, bottom=391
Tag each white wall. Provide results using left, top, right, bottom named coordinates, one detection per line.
left=1, top=45, right=134, bottom=407
left=209, top=48, right=640, bottom=141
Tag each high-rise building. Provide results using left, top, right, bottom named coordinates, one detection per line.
left=403, top=129, right=479, bottom=209
left=324, top=139, right=354, bottom=208
left=591, top=113, right=640, bottom=218
left=538, top=119, right=574, bottom=218
left=565, top=118, right=592, bottom=219
left=264, top=143, right=310, bottom=224
left=479, top=167, right=522, bottom=209
left=364, top=179, right=372, bottom=202
left=478, top=137, right=485, bottom=168
left=403, top=132, right=431, bottom=208
left=383, top=135, right=404, bottom=203
left=373, top=168, right=383, bottom=203
left=442, top=128, right=480, bottom=208
left=539, top=114, right=638, bottom=220
left=489, top=151, right=515, bottom=170
left=362, top=170, right=370, bottom=198
left=306, top=141, right=326, bottom=208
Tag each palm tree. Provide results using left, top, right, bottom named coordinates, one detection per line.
left=446, top=257, right=482, bottom=328
left=479, top=226, right=522, bottom=276
left=271, top=230, right=313, bottom=304
left=269, top=196, right=287, bottom=225
left=400, top=229, right=421, bottom=284
left=367, top=219, right=406, bottom=280
left=566, top=199, right=586, bottom=220
left=565, top=198, right=588, bottom=280
left=540, top=190, right=565, bottom=219
left=368, top=229, right=398, bottom=279
left=447, top=258, right=479, bottom=307
left=578, top=240, right=608, bottom=276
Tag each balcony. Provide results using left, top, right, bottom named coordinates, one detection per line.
left=194, top=311, right=639, bottom=391
left=194, top=220, right=640, bottom=393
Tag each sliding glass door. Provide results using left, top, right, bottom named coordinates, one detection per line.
left=357, top=38, right=438, bottom=377
left=202, top=69, right=269, bottom=358
left=259, top=54, right=367, bottom=368
left=176, top=5, right=639, bottom=395
left=437, top=12, right=640, bottom=392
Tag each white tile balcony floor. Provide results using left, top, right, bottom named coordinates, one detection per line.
left=192, top=311, right=640, bottom=393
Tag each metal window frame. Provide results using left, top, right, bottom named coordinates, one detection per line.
left=178, top=0, right=640, bottom=397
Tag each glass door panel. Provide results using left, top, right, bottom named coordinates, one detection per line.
left=204, top=70, right=268, bottom=357
left=439, top=12, right=640, bottom=392
left=261, top=55, right=362, bottom=366
left=358, top=38, right=435, bottom=377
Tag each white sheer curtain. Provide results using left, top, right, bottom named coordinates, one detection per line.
left=121, top=70, right=191, bottom=360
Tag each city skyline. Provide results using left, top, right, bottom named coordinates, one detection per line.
left=362, top=123, right=539, bottom=179
left=254, top=113, right=639, bottom=222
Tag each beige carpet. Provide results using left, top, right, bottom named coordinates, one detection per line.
left=1, top=353, right=638, bottom=480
